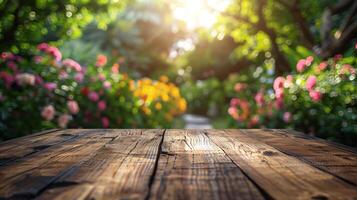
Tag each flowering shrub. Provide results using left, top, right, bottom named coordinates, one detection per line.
left=133, top=77, right=187, bottom=127
left=226, top=54, right=356, bottom=145
left=0, top=44, right=186, bottom=139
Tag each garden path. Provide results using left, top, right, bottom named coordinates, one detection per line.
left=183, top=114, right=212, bottom=129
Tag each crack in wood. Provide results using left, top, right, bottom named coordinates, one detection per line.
left=145, top=129, right=166, bottom=200
left=1, top=129, right=356, bottom=200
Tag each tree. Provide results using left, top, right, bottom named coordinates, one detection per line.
left=0, top=0, right=129, bottom=53
left=81, top=1, right=186, bottom=76
left=277, top=0, right=357, bottom=58
left=221, top=0, right=357, bottom=75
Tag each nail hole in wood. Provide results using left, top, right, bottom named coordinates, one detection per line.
left=263, top=150, right=278, bottom=156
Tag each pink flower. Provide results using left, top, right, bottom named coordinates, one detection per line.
left=306, top=75, right=317, bottom=91
left=35, top=75, right=44, bottom=85
left=98, top=73, right=106, bottom=81
left=62, top=59, right=81, bottom=72
left=103, top=81, right=111, bottom=89
left=275, top=88, right=284, bottom=99
left=283, top=112, right=292, bottom=123
left=88, top=91, right=99, bottom=102
left=59, top=71, right=68, bottom=79
left=96, top=54, right=107, bottom=67
left=275, top=98, right=284, bottom=109
left=67, top=100, right=80, bottom=114
left=273, top=76, right=285, bottom=91
left=248, top=115, right=259, bottom=128
left=284, top=75, right=293, bottom=87
left=46, top=46, right=62, bottom=61
left=334, top=54, right=342, bottom=61
left=228, top=107, right=239, bottom=120
left=0, top=71, right=14, bottom=88
left=74, top=73, right=84, bottom=82
left=296, top=59, right=306, bottom=72
left=254, top=92, right=265, bottom=106
left=101, top=116, right=110, bottom=128
left=234, top=83, right=247, bottom=92
left=34, top=56, right=43, bottom=64
left=37, top=43, right=62, bottom=61
left=305, top=56, right=314, bottom=66
left=7, top=61, right=18, bottom=72
left=41, top=105, right=55, bottom=121
left=37, top=43, right=49, bottom=51
left=228, top=99, right=250, bottom=121
left=309, top=90, right=322, bottom=102
left=112, top=63, right=120, bottom=74
left=318, top=62, right=328, bottom=72
left=58, top=114, right=72, bottom=128
left=1, top=52, right=16, bottom=61
left=273, top=76, right=285, bottom=108
left=355, top=43, right=357, bottom=49
left=97, top=100, right=107, bottom=111
left=340, top=64, right=356, bottom=75
left=230, top=98, right=239, bottom=107
left=44, top=82, right=57, bottom=91
left=15, top=73, right=35, bottom=86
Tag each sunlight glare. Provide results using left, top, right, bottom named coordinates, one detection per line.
left=171, top=0, right=231, bottom=30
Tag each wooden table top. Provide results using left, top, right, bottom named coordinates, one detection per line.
left=0, top=129, right=356, bottom=200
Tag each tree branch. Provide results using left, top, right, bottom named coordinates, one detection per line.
left=276, top=0, right=315, bottom=49
left=319, top=0, right=357, bottom=58
left=338, top=0, right=357, bottom=34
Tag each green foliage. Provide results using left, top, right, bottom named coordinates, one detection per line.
left=0, top=0, right=130, bottom=53
left=225, top=53, right=357, bottom=146
left=0, top=44, right=186, bottom=140
left=180, top=78, right=225, bottom=116
left=80, top=1, right=185, bottom=77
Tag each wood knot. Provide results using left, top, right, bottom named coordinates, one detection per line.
left=262, top=150, right=278, bottom=156
left=311, top=194, right=328, bottom=200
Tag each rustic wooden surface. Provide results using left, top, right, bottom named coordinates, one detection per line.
left=0, top=129, right=356, bottom=200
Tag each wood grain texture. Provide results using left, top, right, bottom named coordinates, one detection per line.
left=0, top=129, right=357, bottom=200
left=0, top=129, right=89, bottom=165
left=243, top=129, right=357, bottom=185
left=36, top=129, right=164, bottom=200
left=205, top=129, right=357, bottom=200
left=148, top=129, right=264, bottom=200
left=0, top=129, right=116, bottom=199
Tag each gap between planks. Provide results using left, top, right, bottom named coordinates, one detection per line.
left=1, top=129, right=356, bottom=200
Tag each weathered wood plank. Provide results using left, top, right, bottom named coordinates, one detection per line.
left=148, top=129, right=265, bottom=200
left=243, top=129, right=357, bottom=185
left=36, top=129, right=164, bottom=200
left=0, top=129, right=87, bottom=165
left=0, top=129, right=117, bottom=199
left=206, top=129, right=357, bottom=200
left=0, top=129, right=59, bottom=154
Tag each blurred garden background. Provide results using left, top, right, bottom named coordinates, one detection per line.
left=0, top=0, right=356, bottom=146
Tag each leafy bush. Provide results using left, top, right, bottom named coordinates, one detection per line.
left=0, top=44, right=186, bottom=140
left=180, top=78, right=225, bottom=116
left=226, top=54, right=356, bottom=146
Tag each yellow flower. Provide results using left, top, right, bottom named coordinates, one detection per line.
left=129, top=80, right=135, bottom=91
left=155, top=102, right=162, bottom=110
left=159, top=75, right=169, bottom=83
left=142, top=107, right=152, bottom=115
left=133, top=77, right=186, bottom=116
